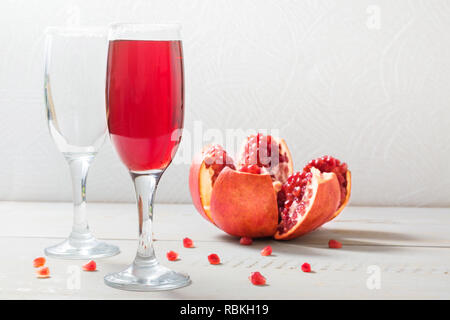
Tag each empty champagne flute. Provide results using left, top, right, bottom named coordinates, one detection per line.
left=104, top=23, right=190, bottom=291
left=43, top=26, right=120, bottom=259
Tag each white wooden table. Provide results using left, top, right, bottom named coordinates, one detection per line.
left=0, top=202, right=449, bottom=299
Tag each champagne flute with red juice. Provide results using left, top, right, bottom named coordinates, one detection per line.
left=104, top=23, right=190, bottom=291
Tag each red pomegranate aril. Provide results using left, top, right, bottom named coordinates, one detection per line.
left=284, top=199, right=293, bottom=207
left=33, top=257, right=46, bottom=268
left=167, top=250, right=179, bottom=261
left=208, top=253, right=221, bottom=265
left=241, top=134, right=288, bottom=175
left=82, top=260, right=97, bottom=271
left=183, top=237, right=194, bottom=248
left=277, top=170, right=315, bottom=234
left=301, top=262, right=311, bottom=273
left=36, top=267, right=50, bottom=278
left=260, top=245, right=272, bottom=256
left=244, top=134, right=273, bottom=168
left=292, top=187, right=301, bottom=197
left=240, top=164, right=261, bottom=174
left=240, top=237, right=253, bottom=245
left=249, top=271, right=266, bottom=285
left=328, top=239, right=342, bottom=249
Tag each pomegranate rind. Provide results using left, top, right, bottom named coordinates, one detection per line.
left=188, top=146, right=216, bottom=224
left=274, top=170, right=341, bottom=240
left=210, top=167, right=278, bottom=238
left=328, top=170, right=351, bottom=221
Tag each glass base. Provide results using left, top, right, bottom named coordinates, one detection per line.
left=44, top=233, right=120, bottom=260
left=104, top=260, right=191, bottom=291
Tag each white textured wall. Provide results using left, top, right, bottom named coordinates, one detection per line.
left=1, top=0, right=450, bottom=206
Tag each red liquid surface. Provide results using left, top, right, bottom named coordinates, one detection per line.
left=106, top=40, right=184, bottom=171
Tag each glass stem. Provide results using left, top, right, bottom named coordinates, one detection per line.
left=66, top=154, right=94, bottom=240
left=130, top=170, right=163, bottom=267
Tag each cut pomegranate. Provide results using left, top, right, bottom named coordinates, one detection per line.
left=208, top=253, right=220, bottom=265
left=183, top=237, right=194, bottom=248
left=260, top=245, right=272, bottom=256
left=249, top=272, right=266, bottom=285
left=240, top=237, right=253, bottom=245
left=274, top=168, right=341, bottom=240
left=33, top=257, right=46, bottom=268
left=189, top=133, right=350, bottom=241
left=301, top=262, right=311, bottom=273
left=36, top=267, right=50, bottom=278
left=238, top=133, right=293, bottom=184
left=304, top=156, right=351, bottom=221
left=82, top=260, right=97, bottom=271
left=328, top=239, right=342, bottom=249
left=167, top=251, right=179, bottom=261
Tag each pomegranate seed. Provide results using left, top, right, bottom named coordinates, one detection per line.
left=82, top=260, right=97, bottom=271
left=277, top=170, right=315, bottom=234
left=167, top=250, right=179, bottom=261
left=328, top=239, right=342, bottom=249
left=240, top=237, right=253, bottom=245
left=240, top=164, right=261, bottom=174
left=208, top=253, right=220, bottom=265
left=301, top=262, right=311, bottom=273
left=33, top=257, right=46, bottom=268
left=260, top=245, right=272, bottom=256
left=183, top=237, right=194, bottom=248
left=36, top=267, right=50, bottom=278
left=249, top=272, right=266, bottom=285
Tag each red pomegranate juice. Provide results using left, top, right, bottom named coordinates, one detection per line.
left=106, top=40, right=184, bottom=171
